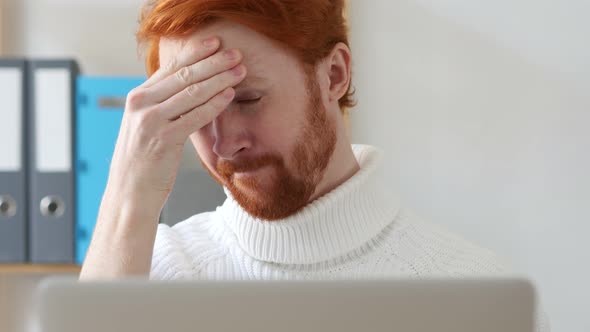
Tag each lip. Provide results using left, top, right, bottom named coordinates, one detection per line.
left=233, top=165, right=271, bottom=178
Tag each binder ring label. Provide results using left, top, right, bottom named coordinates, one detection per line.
left=0, top=195, right=17, bottom=218
left=40, top=195, right=66, bottom=218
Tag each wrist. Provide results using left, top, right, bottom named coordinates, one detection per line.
left=103, top=178, right=167, bottom=215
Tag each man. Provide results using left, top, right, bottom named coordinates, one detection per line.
left=80, top=0, right=547, bottom=330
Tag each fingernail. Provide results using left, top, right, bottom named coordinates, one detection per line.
left=223, top=88, right=235, bottom=100
left=203, top=37, right=218, bottom=48
left=232, top=65, right=244, bottom=76
left=224, top=49, right=239, bottom=60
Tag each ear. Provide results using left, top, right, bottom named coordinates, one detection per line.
left=325, top=42, right=352, bottom=104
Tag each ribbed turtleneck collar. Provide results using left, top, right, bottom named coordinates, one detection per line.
left=218, top=144, right=400, bottom=265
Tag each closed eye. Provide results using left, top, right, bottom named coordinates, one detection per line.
left=236, top=97, right=262, bottom=105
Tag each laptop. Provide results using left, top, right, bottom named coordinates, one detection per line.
left=33, top=277, right=536, bottom=332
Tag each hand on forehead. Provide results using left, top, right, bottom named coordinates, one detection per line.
left=167, top=21, right=261, bottom=67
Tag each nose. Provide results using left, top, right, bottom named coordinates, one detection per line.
left=211, top=108, right=251, bottom=160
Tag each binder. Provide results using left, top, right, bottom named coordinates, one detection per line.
left=28, top=60, right=79, bottom=263
left=75, top=76, right=145, bottom=264
left=0, top=59, right=28, bottom=263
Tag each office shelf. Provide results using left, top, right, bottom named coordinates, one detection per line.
left=0, top=264, right=80, bottom=275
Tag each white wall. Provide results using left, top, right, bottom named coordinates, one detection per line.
left=1, top=0, right=145, bottom=75
left=349, top=1, right=589, bottom=332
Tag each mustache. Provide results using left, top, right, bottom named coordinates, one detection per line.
left=217, top=153, right=283, bottom=177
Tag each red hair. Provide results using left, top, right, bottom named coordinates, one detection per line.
left=136, top=0, right=355, bottom=110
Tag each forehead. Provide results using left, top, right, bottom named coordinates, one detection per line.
left=159, top=20, right=299, bottom=78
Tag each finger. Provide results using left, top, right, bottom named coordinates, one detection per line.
left=145, top=48, right=243, bottom=104
left=158, top=64, right=246, bottom=120
left=142, top=36, right=220, bottom=89
left=170, top=87, right=235, bottom=138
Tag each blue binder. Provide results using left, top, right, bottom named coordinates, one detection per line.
left=75, top=76, right=145, bottom=264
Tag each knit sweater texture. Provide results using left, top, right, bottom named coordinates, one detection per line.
left=150, top=144, right=548, bottom=331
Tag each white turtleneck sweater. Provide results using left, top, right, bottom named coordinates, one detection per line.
left=150, top=144, right=548, bottom=331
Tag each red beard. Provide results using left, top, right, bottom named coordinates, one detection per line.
left=213, top=78, right=336, bottom=221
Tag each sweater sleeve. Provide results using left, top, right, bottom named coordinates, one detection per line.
left=404, top=213, right=550, bottom=332
left=150, top=223, right=194, bottom=280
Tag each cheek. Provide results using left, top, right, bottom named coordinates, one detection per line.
left=257, top=96, right=307, bottom=141
left=253, top=113, right=300, bottom=152
left=253, top=110, right=308, bottom=174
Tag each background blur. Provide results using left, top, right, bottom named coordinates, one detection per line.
left=349, top=2, right=589, bottom=332
left=1, top=0, right=588, bottom=331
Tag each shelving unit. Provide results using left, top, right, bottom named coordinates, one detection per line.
left=0, top=264, right=81, bottom=274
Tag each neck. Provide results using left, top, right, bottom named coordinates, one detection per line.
left=309, top=126, right=360, bottom=202
left=219, top=144, right=401, bottom=264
